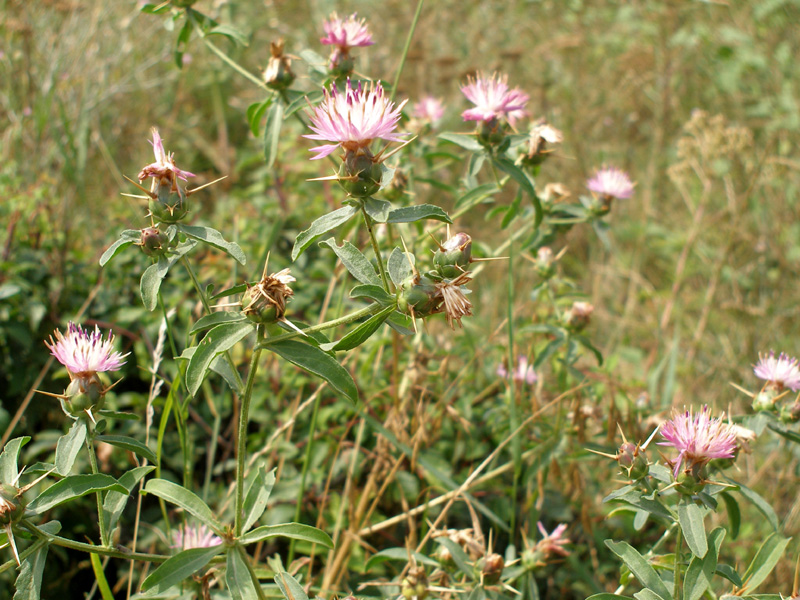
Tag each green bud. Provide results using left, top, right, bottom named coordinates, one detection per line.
left=139, top=227, right=170, bottom=257
left=477, top=118, right=507, bottom=146
left=752, top=389, right=778, bottom=412
left=339, top=151, right=383, bottom=198
left=0, top=484, right=25, bottom=526
left=535, top=247, right=555, bottom=279
left=149, top=186, right=189, bottom=224
left=434, top=233, right=472, bottom=278
left=64, top=376, right=106, bottom=418
left=329, top=51, right=355, bottom=77
left=397, top=275, right=438, bottom=317
left=242, top=287, right=280, bottom=325
left=675, top=467, right=706, bottom=496
left=617, top=442, right=649, bottom=481
left=780, top=401, right=800, bottom=424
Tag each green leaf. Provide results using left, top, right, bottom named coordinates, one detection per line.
left=103, top=466, right=155, bottom=537
left=719, top=492, right=740, bottom=539
left=435, top=537, right=474, bottom=577
left=100, top=230, right=141, bottom=267
left=267, top=340, right=358, bottom=404
left=274, top=569, right=309, bottom=600
left=227, top=547, right=260, bottom=600
left=493, top=156, right=543, bottom=229
left=178, top=225, right=246, bottom=265
left=684, top=527, right=724, bottom=600
left=247, top=99, right=271, bottom=137
left=55, top=420, right=87, bottom=476
left=320, top=238, right=382, bottom=286
left=140, top=257, right=172, bottom=312
left=144, top=479, right=223, bottom=534
left=13, top=540, right=50, bottom=600
left=438, top=132, right=484, bottom=152
left=634, top=591, right=665, bottom=600
left=350, top=284, right=394, bottom=306
left=387, top=311, right=415, bottom=335
left=179, top=345, right=244, bottom=395
left=605, top=540, right=672, bottom=600
left=723, top=476, right=780, bottom=531
left=586, top=596, right=635, bottom=600
left=27, top=474, right=126, bottom=515
left=678, top=498, right=708, bottom=558
left=455, top=182, right=501, bottom=209
left=715, top=564, right=742, bottom=586
left=263, top=101, right=284, bottom=169
left=386, top=204, right=452, bottom=224
left=211, top=283, right=248, bottom=300
left=741, top=532, right=790, bottom=592
left=387, top=247, right=414, bottom=286
left=186, top=322, right=254, bottom=396
left=284, top=89, right=324, bottom=116
left=190, top=311, right=248, bottom=335
left=319, top=307, right=393, bottom=352
left=208, top=24, right=249, bottom=46
left=292, top=205, right=359, bottom=260
left=142, top=546, right=222, bottom=595
left=96, top=435, right=157, bottom=464
left=365, top=548, right=440, bottom=571
left=240, top=523, right=333, bottom=548
left=0, top=436, right=29, bottom=485
left=573, top=334, right=604, bottom=366
left=90, top=552, right=115, bottom=600
left=97, top=410, right=140, bottom=421
left=242, top=466, right=275, bottom=533
left=364, top=197, right=392, bottom=223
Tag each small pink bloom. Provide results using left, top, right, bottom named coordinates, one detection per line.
left=535, top=522, right=571, bottom=558
left=137, top=128, right=195, bottom=187
left=46, top=323, right=128, bottom=378
left=658, top=406, right=738, bottom=478
left=753, top=351, right=800, bottom=391
left=498, top=356, right=537, bottom=385
left=171, top=524, right=222, bottom=550
left=304, top=79, right=408, bottom=160
left=320, top=12, right=374, bottom=51
left=412, top=96, right=445, bottom=124
left=586, top=166, right=634, bottom=200
left=461, top=73, right=529, bottom=126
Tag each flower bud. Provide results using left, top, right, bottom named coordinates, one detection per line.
left=617, top=442, right=649, bottom=481
left=780, top=401, right=800, bottom=424
left=63, top=376, right=106, bottom=418
left=138, top=227, right=170, bottom=257
left=477, top=118, right=507, bottom=147
left=434, top=233, right=472, bottom=278
left=752, top=389, right=778, bottom=412
left=563, top=301, right=594, bottom=331
left=397, top=275, right=439, bottom=317
left=479, top=553, right=505, bottom=584
left=0, top=484, right=25, bottom=526
left=149, top=185, right=189, bottom=224
left=535, top=246, right=555, bottom=279
left=401, top=566, right=428, bottom=600
left=675, top=467, right=706, bottom=496
left=264, top=40, right=295, bottom=90
left=329, top=49, right=355, bottom=77
left=339, top=150, right=383, bottom=198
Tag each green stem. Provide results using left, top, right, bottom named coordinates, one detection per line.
left=506, top=240, right=520, bottom=541
left=85, top=432, right=109, bottom=547
left=287, top=393, right=322, bottom=565
left=235, top=327, right=265, bottom=537
left=255, top=303, right=384, bottom=350
left=238, top=545, right=268, bottom=600
left=361, top=206, right=391, bottom=292
left=673, top=526, right=683, bottom=600
left=200, top=36, right=268, bottom=90
left=390, top=0, right=425, bottom=103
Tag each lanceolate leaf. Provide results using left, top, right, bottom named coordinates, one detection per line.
left=274, top=569, right=309, bottom=600
left=178, top=224, right=247, bottom=265
left=320, top=238, right=382, bottom=286
left=103, top=466, right=155, bottom=536
left=55, top=420, right=87, bottom=476
left=227, top=547, right=261, bottom=600
left=678, top=498, right=708, bottom=558
left=364, top=548, right=440, bottom=571
left=438, top=132, right=484, bottom=152
left=493, top=156, right=543, bottom=229
left=99, top=230, right=141, bottom=267
left=319, top=307, right=393, bottom=352
left=0, top=436, right=29, bottom=484
left=386, top=204, right=452, bottom=224
left=141, top=545, right=223, bottom=594
left=27, top=474, right=127, bottom=515
left=267, top=340, right=358, bottom=403
left=350, top=284, right=394, bottom=306
left=186, top=322, right=255, bottom=396
left=741, top=532, right=790, bottom=592
left=605, top=540, right=672, bottom=600
left=242, top=466, right=275, bottom=533
left=240, top=522, right=333, bottom=548
left=247, top=98, right=272, bottom=137
left=387, top=247, right=414, bottom=287
left=292, top=205, right=360, bottom=260
left=190, top=311, right=248, bottom=335
left=364, top=197, right=392, bottom=223
left=13, top=539, right=50, bottom=600
left=684, top=527, right=725, bottom=600
left=264, top=101, right=284, bottom=169
left=95, top=435, right=157, bottom=464
left=144, top=479, right=223, bottom=534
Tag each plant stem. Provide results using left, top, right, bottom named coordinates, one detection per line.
left=235, top=326, right=265, bottom=537
left=673, top=526, right=683, bottom=600
left=238, top=545, right=268, bottom=600
left=506, top=239, right=520, bottom=541
left=361, top=206, right=391, bottom=292
left=85, top=432, right=109, bottom=547
left=390, top=0, right=425, bottom=103
left=201, top=36, right=268, bottom=90
left=287, top=392, right=322, bottom=565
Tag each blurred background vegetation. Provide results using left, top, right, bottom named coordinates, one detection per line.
left=3, top=0, right=800, bottom=597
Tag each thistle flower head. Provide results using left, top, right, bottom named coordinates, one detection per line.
left=497, top=356, right=537, bottom=385
left=586, top=166, right=634, bottom=200
left=435, top=272, right=473, bottom=329
left=137, top=128, right=195, bottom=191
left=320, top=12, right=374, bottom=51
left=243, top=268, right=295, bottom=324
left=171, top=524, right=222, bottom=550
left=461, top=73, right=529, bottom=126
left=526, top=119, right=563, bottom=162
left=753, top=351, right=800, bottom=391
left=412, top=96, right=445, bottom=125
left=46, top=323, right=128, bottom=378
left=304, top=79, right=408, bottom=160
left=535, top=522, right=571, bottom=559
left=658, top=406, right=738, bottom=478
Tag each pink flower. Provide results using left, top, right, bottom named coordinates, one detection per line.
left=586, top=166, right=634, bottom=200
left=320, top=12, right=374, bottom=51
left=535, top=522, right=571, bottom=558
left=412, top=96, right=445, bottom=124
left=304, top=79, right=408, bottom=160
left=461, top=73, right=529, bottom=126
left=497, top=356, right=537, bottom=385
left=658, top=406, right=738, bottom=478
left=753, top=351, right=800, bottom=391
left=171, top=524, right=222, bottom=550
left=46, top=323, right=128, bottom=378
left=137, top=128, right=195, bottom=189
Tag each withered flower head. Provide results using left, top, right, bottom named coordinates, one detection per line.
left=243, top=268, right=295, bottom=324
left=435, top=272, right=473, bottom=329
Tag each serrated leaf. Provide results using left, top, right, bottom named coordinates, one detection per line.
left=678, top=498, right=708, bottom=558
left=264, top=101, right=284, bottom=169
left=274, top=569, right=308, bottom=600
left=144, top=479, right=223, bottom=533
left=365, top=548, right=440, bottom=571
left=741, top=532, right=790, bottom=593
left=364, top=197, right=392, bottom=223
left=96, top=435, right=157, bottom=464
left=267, top=340, right=358, bottom=403
left=319, top=307, right=393, bottom=352
left=178, top=225, right=246, bottom=265
left=55, top=420, right=87, bottom=476
left=103, top=466, right=155, bottom=537
left=242, top=467, right=275, bottom=533
left=438, top=132, right=484, bottom=152
left=605, top=540, right=672, bottom=600
left=100, top=230, right=141, bottom=267
left=320, top=238, right=381, bottom=286
left=186, top=322, right=254, bottom=396
left=141, top=545, right=222, bottom=594
left=227, top=547, right=260, bottom=600
left=190, top=311, right=248, bottom=335
left=208, top=24, right=249, bottom=46
left=350, top=284, right=394, bottom=306
left=386, top=204, right=452, bottom=224
left=247, top=99, right=271, bottom=137
left=387, top=247, right=414, bottom=286
left=1, top=436, right=30, bottom=485
left=27, top=474, right=126, bottom=515
left=240, top=522, right=333, bottom=548
left=292, top=205, right=359, bottom=260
